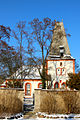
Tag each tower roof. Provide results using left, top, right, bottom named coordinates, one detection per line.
left=49, top=22, right=71, bottom=56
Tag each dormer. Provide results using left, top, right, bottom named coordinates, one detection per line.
left=59, top=46, right=64, bottom=57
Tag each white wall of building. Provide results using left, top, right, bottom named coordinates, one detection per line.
left=23, top=80, right=42, bottom=98
left=47, top=60, right=74, bottom=88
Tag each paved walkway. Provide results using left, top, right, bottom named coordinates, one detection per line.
left=23, top=104, right=37, bottom=119
left=23, top=111, right=37, bottom=119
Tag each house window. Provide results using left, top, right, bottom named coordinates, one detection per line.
left=56, top=68, right=61, bottom=75
left=62, top=68, right=65, bottom=75
left=56, top=68, right=65, bottom=76
left=25, top=83, right=31, bottom=96
left=38, top=83, right=42, bottom=88
left=54, top=82, right=59, bottom=89
left=60, top=62, right=62, bottom=66
left=62, top=82, right=66, bottom=88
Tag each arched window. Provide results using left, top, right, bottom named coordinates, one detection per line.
left=38, top=83, right=42, bottom=88
left=61, top=82, right=66, bottom=88
left=25, top=83, right=31, bottom=96
left=54, top=82, right=59, bottom=89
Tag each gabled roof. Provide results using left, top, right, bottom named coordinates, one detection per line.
left=7, top=65, right=41, bottom=80
left=49, top=22, right=71, bottom=56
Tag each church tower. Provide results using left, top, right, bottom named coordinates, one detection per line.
left=46, top=22, right=75, bottom=89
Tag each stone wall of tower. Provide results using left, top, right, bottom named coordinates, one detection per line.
left=46, top=59, right=75, bottom=88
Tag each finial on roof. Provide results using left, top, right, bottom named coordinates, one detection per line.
left=62, top=19, right=63, bottom=22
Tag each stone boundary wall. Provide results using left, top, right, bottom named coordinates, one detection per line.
left=34, top=89, right=80, bottom=113
left=0, top=88, right=24, bottom=115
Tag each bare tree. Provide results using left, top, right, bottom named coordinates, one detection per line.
left=28, top=18, right=56, bottom=88
left=0, top=40, right=21, bottom=82
left=12, top=21, right=29, bottom=80
left=0, top=24, right=24, bottom=87
left=0, top=25, right=11, bottom=83
left=0, top=25, right=11, bottom=40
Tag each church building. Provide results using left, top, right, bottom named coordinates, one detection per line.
left=4, top=22, right=75, bottom=104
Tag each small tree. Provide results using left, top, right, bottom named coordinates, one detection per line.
left=66, top=72, right=80, bottom=90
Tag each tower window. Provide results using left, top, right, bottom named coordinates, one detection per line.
left=62, top=69, right=64, bottom=71
left=59, top=46, right=64, bottom=57
left=62, top=68, right=65, bottom=75
left=56, top=68, right=65, bottom=76
left=56, top=68, right=61, bottom=75
left=60, top=62, right=62, bottom=66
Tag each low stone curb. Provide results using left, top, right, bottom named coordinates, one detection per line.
left=0, top=113, right=23, bottom=119
left=37, top=112, right=80, bottom=119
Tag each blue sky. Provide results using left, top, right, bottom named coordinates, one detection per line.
left=0, top=0, right=80, bottom=64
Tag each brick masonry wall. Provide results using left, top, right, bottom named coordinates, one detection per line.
left=0, top=88, right=24, bottom=115
left=34, top=89, right=80, bottom=114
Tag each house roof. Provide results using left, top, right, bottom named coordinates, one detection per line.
left=7, top=65, right=41, bottom=80
left=49, top=22, right=71, bottom=56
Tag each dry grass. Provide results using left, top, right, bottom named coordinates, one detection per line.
left=36, top=90, right=80, bottom=114
left=0, top=89, right=23, bottom=115
left=63, top=91, right=80, bottom=114
left=40, top=92, right=56, bottom=114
